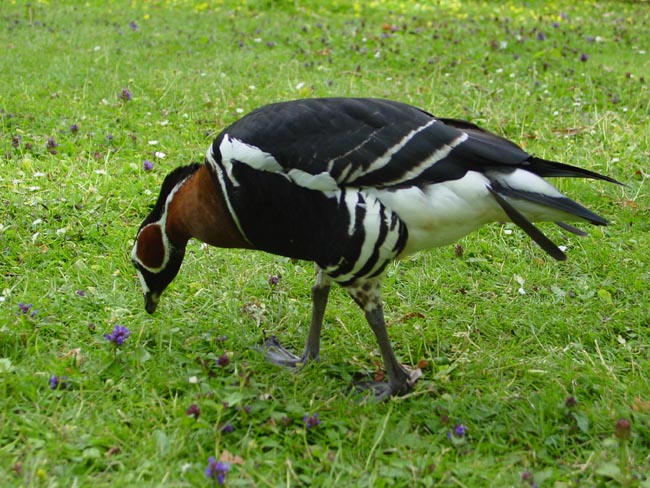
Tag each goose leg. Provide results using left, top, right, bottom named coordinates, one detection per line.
left=348, top=278, right=421, bottom=400
left=262, top=269, right=331, bottom=367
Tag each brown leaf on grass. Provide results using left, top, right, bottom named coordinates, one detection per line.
left=552, top=127, right=587, bottom=136
left=632, top=397, right=650, bottom=413
left=416, top=359, right=429, bottom=370
left=618, top=199, right=638, bottom=209
left=60, top=348, right=84, bottom=366
left=396, top=311, right=425, bottom=322
left=105, top=446, right=121, bottom=457
left=220, top=450, right=244, bottom=465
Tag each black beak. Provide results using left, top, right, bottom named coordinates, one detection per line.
left=144, top=292, right=160, bottom=314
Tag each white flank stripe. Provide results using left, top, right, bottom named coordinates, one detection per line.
left=205, top=146, right=250, bottom=243
left=383, top=131, right=468, bottom=185
left=335, top=196, right=384, bottom=283
left=346, top=119, right=439, bottom=183
left=220, top=134, right=282, bottom=175
left=287, top=169, right=339, bottom=192
left=344, top=190, right=360, bottom=236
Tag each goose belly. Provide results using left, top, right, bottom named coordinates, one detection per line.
left=371, top=171, right=505, bottom=256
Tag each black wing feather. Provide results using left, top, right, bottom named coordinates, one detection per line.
left=219, top=98, right=619, bottom=190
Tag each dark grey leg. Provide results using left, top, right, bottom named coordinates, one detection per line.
left=348, top=277, right=421, bottom=400
left=261, top=269, right=331, bottom=368
left=301, top=270, right=331, bottom=361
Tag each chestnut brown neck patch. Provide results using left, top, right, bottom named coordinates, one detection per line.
left=136, top=224, right=165, bottom=269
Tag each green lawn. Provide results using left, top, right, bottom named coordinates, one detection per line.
left=1, top=0, right=649, bottom=486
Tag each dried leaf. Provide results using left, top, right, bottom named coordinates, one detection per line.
left=633, top=397, right=650, bottom=412
left=220, top=450, right=244, bottom=465
left=416, top=359, right=429, bottom=370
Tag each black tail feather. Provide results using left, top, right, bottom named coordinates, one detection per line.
left=490, top=182, right=609, bottom=226
left=487, top=186, right=567, bottom=261
left=526, top=157, right=622, bottom=185
left=555, top=221, right=588, bottom=236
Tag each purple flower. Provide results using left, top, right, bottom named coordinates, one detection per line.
left=69, top=124, right=79, bottom=134
left=615, top=418, right=631, bottom=440
left=205, top=457, right=229, bottom=484
left=220, top=422, right=234, bottom=433
left=565, top=396, right=578, bottom=408
left=17, top=302, right=37, bottom=318
left=536, top=31, right=546, bottom=41
left=303, top=413, right=320, bottom=429
left=49, top=375, right=69, bottom=390
left=216, top=354, right=230, bottom=367
left=268, top=275, right=280, bottom=286
left=104, top=325, right=130, bottom=346
left=129, top=21, right=138, bottom=31
left=75, top=290, right=86, bottom=297
left=186, top=403, right=200, bottom=420
left=119, top=88, right=132, bottom=101
left=215, top=335, right=227, bottom=343
left=143, top=160, right=154, bottom=171
left=586, top=35, right=595, bottom=43
left=521, top=471, right=538, bottom=487
left=580, top=53, right=589, bottom=62
left=46, top=137, right=58, bottom=154
left=448, top=423, right=468, bottom=439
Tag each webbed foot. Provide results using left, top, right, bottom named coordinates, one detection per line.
left=258, top=336, right=315, bottom=368
left=353, top=364, right=422, bottom=401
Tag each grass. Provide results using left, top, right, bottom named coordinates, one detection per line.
left=1, top=0, right=649, bottom=486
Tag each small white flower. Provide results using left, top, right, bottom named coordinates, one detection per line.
left=558, top=245, right=567, bottom=252
left=148, top=140, right=159, bottom=145
left=295, top=82, right=305, bottom=90
left=154, top=151, right=166, bottom=159
left=56, top=227, right=67, bottom=236
left=95, top=169, right=107, bottom=175
left=504, top=229, right=513, bottom=235
left=33, top=172, right=46, bottom=177
left=28, top=186, right=40, bottom=192
left=188, top=376, right=198, bottom=384
left=32, top=219, right=43, bottom=226
left=515, top=275, right=526, bottom=295
left=235, top=108, right=244, bottom=114
left=159, top=120, right=169, bottom=126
